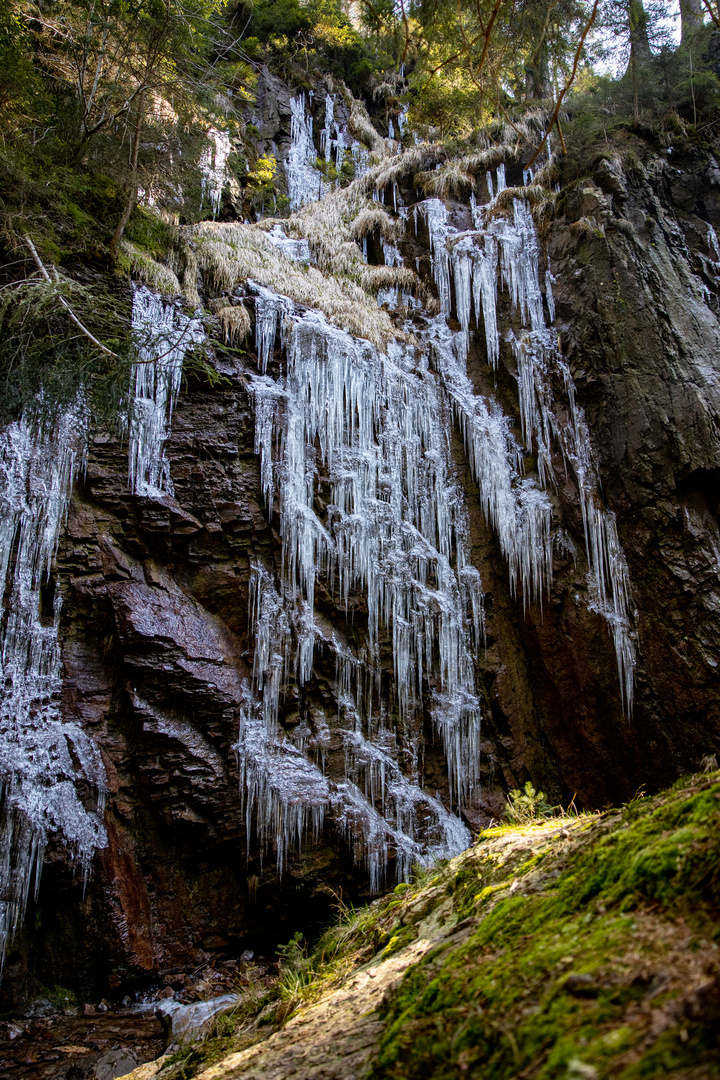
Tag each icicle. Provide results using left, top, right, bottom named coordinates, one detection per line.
left=351, top=142, right=370, bottom=180
left=707, top=224, right=720, bottom=265
left=381, top=238, right=404, bottom=268
left=199, top=129, right=232, bottom=219
left=545, top=258, right=556, bottom=323
left=421, top=199, right=453, bottom=317
left=253, top=284, right=292, bottom=375
left=128, top=286, right=204, bottom=497
left=0, top=407, right=106, bottom=977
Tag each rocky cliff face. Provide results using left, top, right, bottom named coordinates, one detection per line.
left=2, top=105, right=720, bottom=1009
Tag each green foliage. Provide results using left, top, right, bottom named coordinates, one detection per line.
left=0, top=6, right=44, bottom=125
left=125, top=209, right=177, bottom=264
left=504, top=781, right=556, bottom=824
left=239, top=0, right=313, bottom=42
left=245, top=152, right=281, bottom=214
left=234, top=0, right=385, bottom=93
left=0, top=270, right=133, bottom=424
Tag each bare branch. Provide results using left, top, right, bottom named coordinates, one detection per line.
left=23, top=236, right=119, bottom=358
left=700, top=0, right=720, bottom=25
left=526, top=0, right=600, bottom=169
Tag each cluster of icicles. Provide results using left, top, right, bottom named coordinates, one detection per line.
left=418, top=167, right=635, bottom=713
left=243, top=304, right=480, bottom=886
left=0, top=409, right=106, bottom=974
left=198, top=92, right=371, bottom=220
left=238, top=165, right=636, bottom=888
left=287, top=91, right=370, bottom=211
left=128, top=285, right=205, bottom=497
left=0, top=286, right=201, bottom=977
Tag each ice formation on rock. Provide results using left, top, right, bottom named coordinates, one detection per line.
left=129, top=286, right=205, bottom=497
left=420, top=172, right=636, bottom=711
left=264, top=223, right=311, bottom=264
left=200, top=128, right=232, bottom=218
left=242, top=292, right=479, bottom=885
left=241, top=146, right=634, bottom=889
left=287, top=94, right=327, bottom=211
left=286, top=93, right=370, bottom=210
left=0, top=409, right=106, bottom=974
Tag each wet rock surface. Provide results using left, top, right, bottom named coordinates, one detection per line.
left=0, top=1007, right=164, bottom=1080
left=0, top=958, right=278, bottom=1079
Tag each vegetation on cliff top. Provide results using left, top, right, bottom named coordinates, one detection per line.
left=0, top=1, right=718, bottom=423
left=146, top=766, right=720, bottom=1080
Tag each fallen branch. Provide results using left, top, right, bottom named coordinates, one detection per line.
left=23, top=236, right=119, bottom=358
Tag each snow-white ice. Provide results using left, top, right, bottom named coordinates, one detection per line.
left=0, top=408, right=106, bottom=974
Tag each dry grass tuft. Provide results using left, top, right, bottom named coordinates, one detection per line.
left=360, top=265, right=417, bottom=294
left=121, top=240, right=181, bottom=296
left=217, top=303, right=251, bottom=344
left=372, top=143, right=438, bottom=193
left=486, top=183, right=548, bottom=219
left=415, top=163, right=475, bottom=198
left=349, top=100, right=385, bottom=151
left=180, top=218, right=403, bottom=349
left=348, top=206, right=400, bottom=241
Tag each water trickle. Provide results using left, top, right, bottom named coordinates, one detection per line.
left=0, top=408, right=106, bottom=975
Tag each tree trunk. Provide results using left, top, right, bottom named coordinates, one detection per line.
left=525, top=43, right=552, bottom=100
left=680, top=0, right=704, bottom=39
left=628, top=0, right=652, bottom=66
left=110, top=93, right=145, bottom=258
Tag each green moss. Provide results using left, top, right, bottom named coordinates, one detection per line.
left=367, top=775, right=720, bottom=1079
left=125, top=207, right=177, bottom=262
left=382, top=924, right=418, bottom=958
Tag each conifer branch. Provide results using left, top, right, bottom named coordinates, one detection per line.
left=23, top=236, right=119, bottom=358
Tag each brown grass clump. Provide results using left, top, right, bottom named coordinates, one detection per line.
left=348, top=206, right=400, bottom=242
left=415, top=162, right=475, bottom=198
left=120, top=240, right=181, bottom=296
left=486, top=183, right=548, bottom=219
left=181, top=219, right=402, bottom=349
left=217, top=303, right=251, bottom=344
left=349, top=100, right=386, bottom=151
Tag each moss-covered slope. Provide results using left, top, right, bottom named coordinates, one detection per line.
left=134, top=768, right=720, bottom=1080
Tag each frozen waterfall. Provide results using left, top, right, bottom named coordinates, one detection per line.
left=242, top=291, right=480, bottom=886
left=420, top=174, right=635, bottom=712
left=0, top=408, right=107, bottom=975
